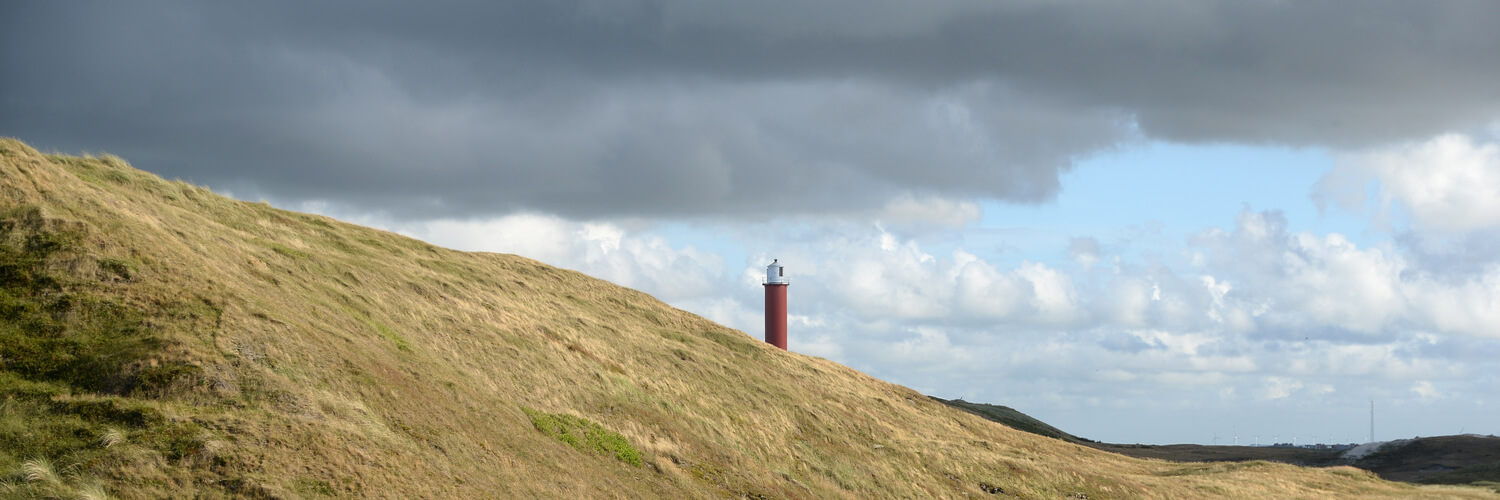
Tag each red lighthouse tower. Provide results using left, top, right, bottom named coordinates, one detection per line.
left=763, top=259, right=789, bottom=350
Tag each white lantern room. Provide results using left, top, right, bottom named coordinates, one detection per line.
left=765, top=259, right=789, bottom=285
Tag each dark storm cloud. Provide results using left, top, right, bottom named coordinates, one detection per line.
left=4, top=1, right=1499, bottom=219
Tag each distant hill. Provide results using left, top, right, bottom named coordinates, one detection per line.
left=1350, top=435, right=1500, bottom=487
left=2, top=137, right=1494, bottom=498
left=932, top=397, right=1093, bottom=444
left=936, top=396, right=1500, bottom=493
left=933, top=397, right=1347, bottom=464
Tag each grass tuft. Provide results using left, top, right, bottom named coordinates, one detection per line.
left=98, top=428, right=125, bottom=449
left=21, top=457, right=59, bottom=485
left=74, top=481, right=110, bottom=500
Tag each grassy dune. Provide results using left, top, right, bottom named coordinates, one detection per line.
left=1, top=137, right=1494, bottom=499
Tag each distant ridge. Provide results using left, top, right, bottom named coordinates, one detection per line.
left=1349, top=435, right=1500, bottom=486
left=939, top=394, right=1500, bottom=492
left=933, top=397, right=1093, bottom=444
left=1, top=137, right=1494, bottom=498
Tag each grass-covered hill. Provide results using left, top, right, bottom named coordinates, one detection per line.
left=2, top=137, right=1495, bottom=499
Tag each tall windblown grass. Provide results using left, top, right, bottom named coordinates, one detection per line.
left=20, top=458, right=59, bottom=485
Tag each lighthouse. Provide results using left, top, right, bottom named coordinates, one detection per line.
left=763, top=259, right=789, bottom=350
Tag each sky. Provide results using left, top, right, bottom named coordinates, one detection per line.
left=5, top=0, right=1500, bottom=445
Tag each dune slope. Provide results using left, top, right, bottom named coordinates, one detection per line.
left=0, top=138, right=1492, bottom=499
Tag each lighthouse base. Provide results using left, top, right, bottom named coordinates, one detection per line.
left=764, top=284, right=787, bottom=350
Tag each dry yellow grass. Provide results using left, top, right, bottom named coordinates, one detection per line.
left=1, top=136, right=1495, bottom=499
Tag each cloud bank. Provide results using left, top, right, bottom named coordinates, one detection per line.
left=6, top=1, right=1500, bottom=219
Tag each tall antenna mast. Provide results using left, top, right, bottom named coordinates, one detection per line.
left=1370, top=399, right=1375, bottom=443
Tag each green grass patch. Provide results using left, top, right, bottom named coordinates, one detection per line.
left=294, top=476, right=337, bottom=496
left=358, top=238, right=404, bottom=257
left=657, top=330, right=695, bottom=345
left=0, top=205, right=181, bottom=395
left=270, top=243, right=311, bottom=260
left=521, top=407, right=641, bottom=466
left=335, top=301, right=411, bottom=353
left=701, top=330, right=759, bottom=357
left=0, top=371, right=215, bottom=482
left=0, top=204, right=244, bottom=493
left=1159, top=460, right=1274, bottom=477
left=51, top=154, right=134, bottom=188
left=373, top=322, right=412, bottom=353
left=96, top=257, right=135, bottom=280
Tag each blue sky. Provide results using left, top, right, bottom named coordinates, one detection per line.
left=6, top=1, right=1500, bottom=445
left=963, top=143, right=1368, bottom=263
left=644, top=143, right=1361, bottom=278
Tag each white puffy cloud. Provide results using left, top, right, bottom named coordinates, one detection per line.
left=1320, top=133, right=1500, bottom=234
left=772, top=225, right=1089, bottom=328
left=813, top=230, right=954, bottom=319
left=1283, top=233, right=1404, bottom=333
left=1015, top=262, right=1084, bottom=325
left=695, top=205, right=1500, bottom=442
left=952, top=254, right=1031, bottom=320
left=1190, top=208, right=1500, bottom=339
left=1196, top=212, right=1407, bottom=334
left=1412, top=381, right=1440, bottom=400
left=1404, top=272, right=1500, bottom=338
left=1259, top=377, right=1335, bottom=401
left=1260, top=377, right=1304, bottom=400
left=704, top=205, right=1500, bottom=356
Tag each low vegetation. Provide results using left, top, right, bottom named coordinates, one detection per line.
left=523, top=407, right=642, bottom=466
left=1, top=137, right=1496, bottom=498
